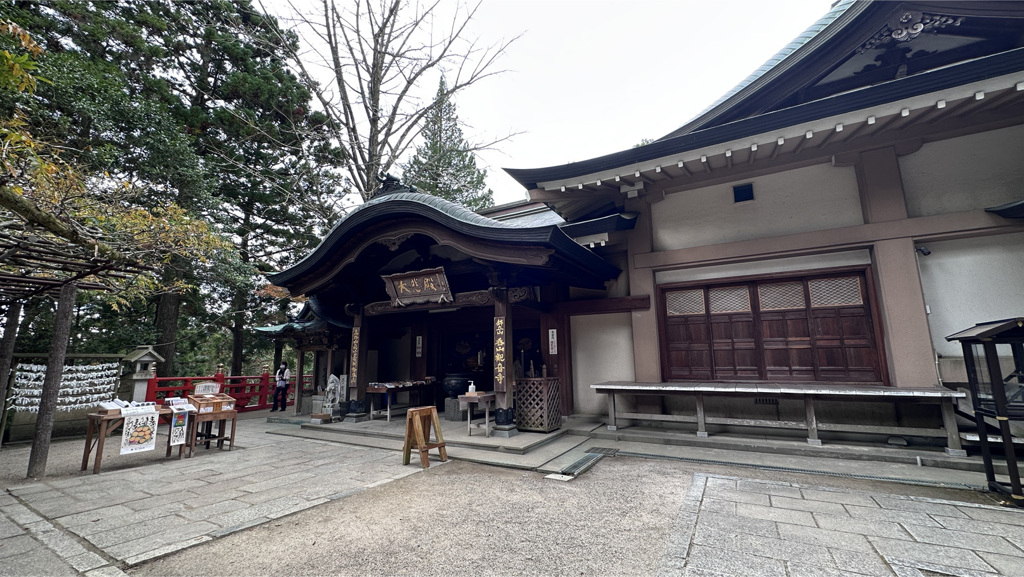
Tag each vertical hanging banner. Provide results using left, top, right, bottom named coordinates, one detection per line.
left=493, top=317, right=507, bottom=391
left=121, top=411, right=158, bottom=455
left=169, top=406, right=189, bottom=446
left=548, top=329, right=558, bottom=355
left=349, top=328, right=360, bottom=389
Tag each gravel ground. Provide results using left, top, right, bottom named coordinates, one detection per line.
left=126, top=455, right=998, bottom=577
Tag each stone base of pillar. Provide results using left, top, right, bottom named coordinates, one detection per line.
left=489, top=424, right=519, bottom=438
left=444, top=398, right=467, bottom=421
left=345, top=412, right=369, bottom=423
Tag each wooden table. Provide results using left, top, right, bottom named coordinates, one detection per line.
left=187, top=409, right=237, bottom=458
left=458, top=393, right=496, bottom=437
left=367, top=383, right=433, bottom=421
left=82, top=408, right=178, bottom=475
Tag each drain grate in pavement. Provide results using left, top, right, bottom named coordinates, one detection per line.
left=586, top=447, right=619, bottom=456
left=560, top=453, right=604, bottom=477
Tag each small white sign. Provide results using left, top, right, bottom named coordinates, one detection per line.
left=548, top=329, right=558, bottom=355
left=120, top=405, right=158, bottom=416
left=415, top=335, right=423, bottom=358
left=193, top=382, right=220, bottom=394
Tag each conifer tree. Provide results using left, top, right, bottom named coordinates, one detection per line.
left=403, top=77, right=493, bottom=210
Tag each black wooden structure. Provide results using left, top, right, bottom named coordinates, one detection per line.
left=947, top=318, right=1024, bottom=504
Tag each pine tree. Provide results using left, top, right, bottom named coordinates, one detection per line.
left=403, top=78, right=493, bottom=211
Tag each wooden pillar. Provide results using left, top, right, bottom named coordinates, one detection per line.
left=626, top=198, right=660, bottom=382
left=541, top=310, right=573, bottom=417
left=293, top=348, right=306, bottom=415
left=27, top=282, right=77, bottom=478
left=493, top=291, right=513, bottom=411
left=412, top=322, right=427, bottom=380
left=855, top=146, right=936, bottom=388
left=349, top=308, right=367, bottom=405
left=872, top=238, right=937, bottom=387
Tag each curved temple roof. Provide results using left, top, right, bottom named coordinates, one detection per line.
left=268, top=191, right=620, bottom=292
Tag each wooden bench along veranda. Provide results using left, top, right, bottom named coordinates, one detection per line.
left=591, top=382, right=967, bottom=457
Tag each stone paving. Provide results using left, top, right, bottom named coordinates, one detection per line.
left=659, top=473, right=1024, bottom=577
left=2, top=416, right=1023, bottom=576
left=0, top=424, right=426, bottom=576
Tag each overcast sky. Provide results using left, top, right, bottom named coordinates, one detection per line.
left=460, top=0, right=837, bottom=204
left=276, top=0, right=838, bottom=205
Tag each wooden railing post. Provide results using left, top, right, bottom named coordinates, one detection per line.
left=145, top=373, right=158, bottom=403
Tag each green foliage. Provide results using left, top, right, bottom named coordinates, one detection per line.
left=402, top=77, right=493, bottom=211
left=0, top=2, right=343, bottom=373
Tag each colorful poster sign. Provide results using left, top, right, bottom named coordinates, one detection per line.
left=121, top=412, right=158, bottom=454
left=381, top=267, right=452, bottom=307
left=169, top=406, right=189, bottom=446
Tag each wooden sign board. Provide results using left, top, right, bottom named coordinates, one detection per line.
left=382, top=267, right=453, bottom=307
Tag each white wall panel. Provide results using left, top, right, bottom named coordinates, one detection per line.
left=652, top=163, right=863, bottom=251
left=901, top=124, right=1024, bottom=217
left=918, top=232, right=1024, bottom=362
left=570, top=313, right=634, bottom=415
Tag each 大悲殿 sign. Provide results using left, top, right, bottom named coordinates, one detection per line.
left=382, top=267, right=452, bottom=307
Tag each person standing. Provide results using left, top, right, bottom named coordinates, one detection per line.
left=271, top=362, right=290, bottom=412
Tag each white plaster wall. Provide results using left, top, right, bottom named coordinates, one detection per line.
left=571, top=313, right=635, bottom=415
left=655, top=250, right=871, bottom=285
left=918, top=232, right=1024, bottom=361
left=901, top=124, right=1024, bottom=217
left=652, top=163, right=863, bottom=251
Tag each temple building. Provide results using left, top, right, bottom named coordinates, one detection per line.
left=266, top=0, right=1024, bottom=446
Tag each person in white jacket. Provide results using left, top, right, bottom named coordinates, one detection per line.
left=271, top=362, right=291, bottom=412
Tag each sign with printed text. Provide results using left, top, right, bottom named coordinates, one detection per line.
left=493, top=317, right=507, bottom=392
left=548, top=329, right=558, bottom=355
left=193, top=382, right=220, bottom=394
left=169, top=406, right=189, bottom=446
left=382, top=267, right=452, bottom=307
left=121, top=412, right=158, bottom=454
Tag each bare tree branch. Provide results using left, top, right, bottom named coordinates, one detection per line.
left=264, top=0, right=518, bottom=200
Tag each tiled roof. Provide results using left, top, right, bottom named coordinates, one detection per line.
left=357, top=192, right=514, bottom=229
left=660, top=0, right=857, bottom=140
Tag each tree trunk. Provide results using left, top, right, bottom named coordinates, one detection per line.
left=27, top=283, right=77, bottom=478
left=0, top=301, right=23, bottom=447
left=154, top=290, right=180, bottom=379
left=230, top=287, right=246, bottom=376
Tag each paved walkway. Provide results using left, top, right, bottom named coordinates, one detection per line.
left=0, top=420, right=425, bottom=576
left=663, top=473, right=1024, bottom=577
left=1, top=412, right=1022, bottom=576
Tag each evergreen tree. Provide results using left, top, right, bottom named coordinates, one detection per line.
left=0, top=1, right=343, bottom=375
left=403, top=78, right=493, bottom=211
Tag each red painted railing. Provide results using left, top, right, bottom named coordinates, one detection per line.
left=146, top=369, right=312, bottom=412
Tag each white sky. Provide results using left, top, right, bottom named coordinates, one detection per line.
left=275, top=0, right=838, bottom=205
left=459, top=0, right=837, bottom=204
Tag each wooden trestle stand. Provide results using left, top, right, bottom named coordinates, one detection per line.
left=402, top=406, right=447, bottom=468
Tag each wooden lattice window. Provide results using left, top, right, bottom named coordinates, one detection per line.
left=758, top=282, right=806, bottom=311
left=666, top=289, right=705, bottom=315
left=709, top=286, right=751, bottom=313
left=809, top=276, right=863, bottom=307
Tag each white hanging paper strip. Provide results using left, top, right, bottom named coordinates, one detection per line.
left=9, top=362, right=120, bottom=413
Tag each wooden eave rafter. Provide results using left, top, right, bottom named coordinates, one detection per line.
left=530, top=74, right=1024, bottom=220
